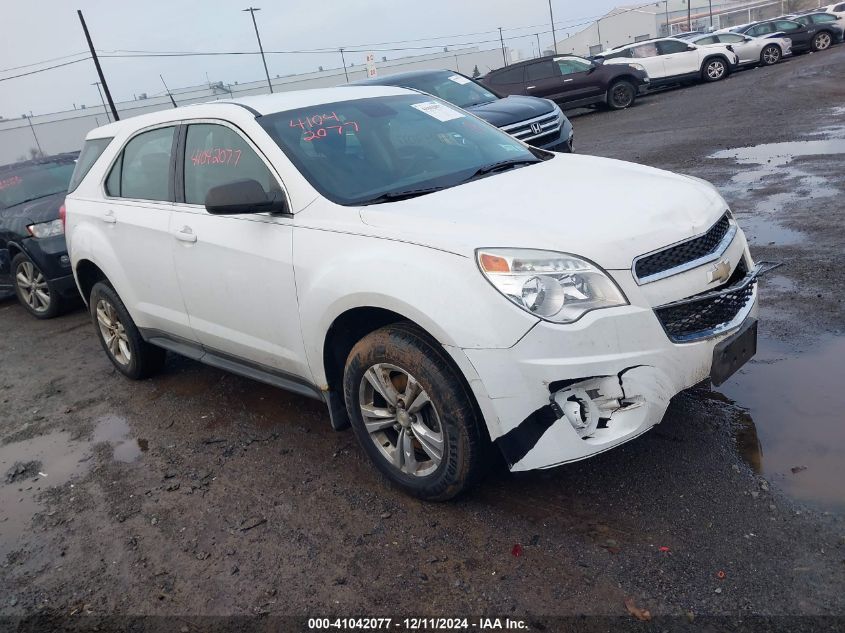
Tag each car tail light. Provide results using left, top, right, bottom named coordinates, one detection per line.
left=59, top=203, right=66, bottom=229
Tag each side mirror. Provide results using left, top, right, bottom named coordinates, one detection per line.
left=687, top=44, right=697, bottom=51
left=745, top=36, right=754, bottom=42
left=205, top=179, right=289, bottom=215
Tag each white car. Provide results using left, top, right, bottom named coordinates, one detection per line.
left=599, top=37, right=739, bottom=85
left=64, top=87, right=767, bottom=500
left=822, top=2, right=845, bottom=19
left=688, top=32, right=792, bottom=66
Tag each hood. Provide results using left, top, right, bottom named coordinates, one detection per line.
left=467, top=96, right=557, bottom=128
left=359, top=154, right=727, bottom=270
left=0, top=191, right=65, bottom=237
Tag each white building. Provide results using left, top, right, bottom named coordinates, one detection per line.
left=0, top=46, right=507, bottom=165
left=551, top=0, right=825, bottom=58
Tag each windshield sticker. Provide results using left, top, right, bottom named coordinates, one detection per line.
left=410, top=101, right=465, bottom=122
left=0, top=175, right=23, bottom=190
left=448, top=74, right=472, bottom=85
left=190, top=148, right=242, bottom=167
left=302, top=121, right=360, bottom=142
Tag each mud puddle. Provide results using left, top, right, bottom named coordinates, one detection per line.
left=717, top=335, right=845, bottom=512
left=0, top=415, right=144, bottom=559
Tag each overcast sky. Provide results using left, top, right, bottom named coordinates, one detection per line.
left=0, top=0, right=622, bottom=117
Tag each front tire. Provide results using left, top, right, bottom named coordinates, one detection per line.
left=812, top=31, right=832, bottom=52
left=702, top=57, right=729, bottom=82
left=606, top=80, right=636, bottom=110
left=760, top=44, right=781, bottom=66
left=89, top=281, right=165, bottom=380
left=12, top=252, right=63, bottom=319
left=343, top=323, right=489, bottom=501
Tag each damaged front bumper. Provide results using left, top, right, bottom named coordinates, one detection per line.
left=459, top=261, right=779, bottom=472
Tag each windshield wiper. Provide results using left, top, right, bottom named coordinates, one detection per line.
left=360, top=186, right=447, bottom=205
left=461, top=158, right=541, bottom=183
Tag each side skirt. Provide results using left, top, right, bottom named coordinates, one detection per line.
left=139, top=328, right=326, bottom=403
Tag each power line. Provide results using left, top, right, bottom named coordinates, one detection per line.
left=0, top=51, right=90, bottom=73
left=0, top=57, right=92, bottom=82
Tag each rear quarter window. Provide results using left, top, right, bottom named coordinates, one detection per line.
left=68, top=138, right=112, bottom=193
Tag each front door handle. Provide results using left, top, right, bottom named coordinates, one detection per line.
left=526, top=85, right=536, bottom=89
left=101, top=210, right=116, bottom=224
left=174, top=226, right=197, bottom=243
left=563, top=78, right=574, bottom=82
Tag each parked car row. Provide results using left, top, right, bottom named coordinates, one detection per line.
left=470, top=10, right=841, bottom=115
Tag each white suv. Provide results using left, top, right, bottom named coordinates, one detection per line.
left=599, top=38, right=739, bottom=85
left=65, top=87, right=767, bottom=500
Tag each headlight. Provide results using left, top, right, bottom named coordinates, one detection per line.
left=628, top=63, right=646, bottom=72
left=26, top=219, right=64, bottom=238
left=476, top=248, right=628, bottom=323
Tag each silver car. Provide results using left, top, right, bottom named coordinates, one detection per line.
left=690, top=32, right=792, bottom=66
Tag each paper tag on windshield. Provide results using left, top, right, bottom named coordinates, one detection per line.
left=410, top=101, right=465, bottom=122
left=448, top=74, right=471, bottom=85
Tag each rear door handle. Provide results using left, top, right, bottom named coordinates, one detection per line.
left=563, top=78, right=574, bottom=82
left=174, top=226, right=197, bottom=243
left=101, top=210, right=116, bottom=224
left=526, top=85, right=536, bottom=89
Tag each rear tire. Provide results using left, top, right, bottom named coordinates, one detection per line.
left=701, top=57, right=729, bottom=82
left=606, top=80, right=636, bottom=110
left=89, top=281, right=165, bottom=380
left=760, top=44, right=781, bottom=66
left=343, top=323, right=489, bottom=501
left=12, top=252, right=63, bottom=319
left=812, top=31, right=832, bottom=52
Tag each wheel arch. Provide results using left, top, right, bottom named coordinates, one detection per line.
left=74, top=258, right=109, bottom=306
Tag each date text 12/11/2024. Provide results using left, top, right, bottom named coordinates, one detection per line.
left=307, top=617, right=529, bottom=630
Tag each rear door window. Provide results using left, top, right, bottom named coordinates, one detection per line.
left=489, top=66, right=524, bottom=85
left=68, top=138, right=111, bottom=192
left=774, top=21, right=801, bottom=32
left=525, top=61, right=557, bottom=81
left=555, top=58, right=593, bottom=75
left=657, top=40, right=690, bottom=54
left=812, top=14, right=837, bottom=23
left=631, top=43, right=659, bottom=58
left=106, top=126, right=176, bottom=201
left=695, top=36, right=718, bottom=45
left=717, top=34, right=745, bottom=43
left=747, top=23, right=774, bottom=36
left=183, top=123, right=280, bottom=206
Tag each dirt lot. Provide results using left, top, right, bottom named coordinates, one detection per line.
left=2, top=46, right=845, bottom=627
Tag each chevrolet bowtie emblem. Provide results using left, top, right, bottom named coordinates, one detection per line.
left=707, top=259, right=732, bottom=284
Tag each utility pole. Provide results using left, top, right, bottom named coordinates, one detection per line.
left=664, top=1, right=670, bottom=36
left=536, top=33, right=542, bottom=58
left=339, top=48, right=349, bottom=82
left=597, top=18, right=603, bottom=50
left=709, top=0, right=714, bottom=27
left=77, top=10, right=119, bottom=121
left=498, top=27, right=507, bottom=66
left=243, top=7, right=273, bottom=93
left=92, top=82, right=110, bottom=123
left=24, top=115, right=43, bottom=155
left=687, top=0, right=692, bottom=31
left=160, top=75, right=177, bottom=108
left=548, top=0, right=559, bottom=54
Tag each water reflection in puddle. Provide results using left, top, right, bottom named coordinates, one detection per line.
left=718, top=336, right=845, bottom=512
left=0, top=415, right=145, bottom=559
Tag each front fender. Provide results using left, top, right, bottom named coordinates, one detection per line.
left=293, top=227, right=538, bottom=386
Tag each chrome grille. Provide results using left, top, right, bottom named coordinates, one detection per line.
left=634, top=213, right=736, bottom=284
left=500, top=110, right=562, bottom=144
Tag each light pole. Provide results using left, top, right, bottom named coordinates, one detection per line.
left=536, top=33, right=542, bottom=58
left=547, top=0, right=559, bottom=54
left=24, top=115, right=43, bottom=156
left=77, top=10, right=119, bottom=121
left=339, top=48, right=349, bottom=82
left=92, top=81, right=110, bottom=123
left=664, top=1, right=670, bottom=36
left=709, top=0, right=714, bottom=27
left=243, top=7, right=273, bottom=93
left=498, top=27, right=508, bottom=66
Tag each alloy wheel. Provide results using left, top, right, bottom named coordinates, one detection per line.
left=814, top=32, right=831, bottom=51
left=611, top=83, right=634, bottom=108
left=762, top=46, right=780, bottom=65
left=95, top=299, right=132, bottom=366
left=707, top=60, right=726, bottom=80
left=15, top=260, right=51, bottom=313
left=358, top=363, right=444, bottom=477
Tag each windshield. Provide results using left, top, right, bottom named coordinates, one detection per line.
left=260, top=94, right=542, bottom=206
left=0, top=160, right=76, bottom=209
left=390, top=72, right=499, bottom=109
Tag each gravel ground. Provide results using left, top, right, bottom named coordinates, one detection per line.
left=1, top=46, right=844, bottom=627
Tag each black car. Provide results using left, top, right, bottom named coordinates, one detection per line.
left=352, top=69, right=574, bottom=152
left=731, top=17, right=843, bottom=52
left=0, top=153, right=80, bottom=318
left=480, top=55, right=650, bottom=111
